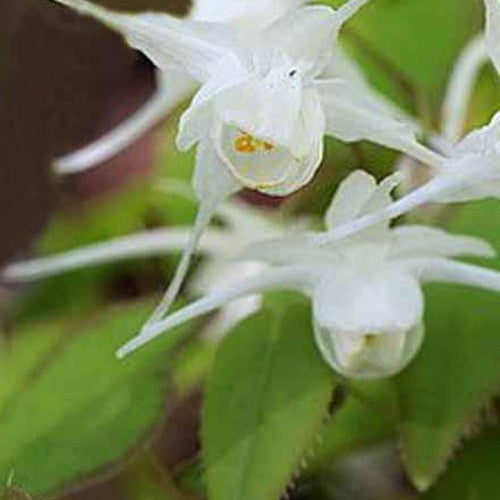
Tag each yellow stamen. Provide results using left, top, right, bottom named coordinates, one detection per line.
left=234, top=132, right=275, bottom=154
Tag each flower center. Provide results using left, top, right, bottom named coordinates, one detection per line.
left=234, top=131, right=275, bottom=154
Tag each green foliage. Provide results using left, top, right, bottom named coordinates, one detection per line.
left=202, top=296, right=335, bottom=500
left=311, top=380, right=398, bottom=469
left=395, top=200, right=500, bottom=492
left=425, top=428, right=500, bottom=500
left=119, top=453, right=181, bottom=500
left=0, top=300, right=189, bottom=497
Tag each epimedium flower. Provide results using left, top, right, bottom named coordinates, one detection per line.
left=116, top=171, right=500, bottom=379
left=53, top=0, right=305, bottom=175
left=52, top=0, right=445, bottom=337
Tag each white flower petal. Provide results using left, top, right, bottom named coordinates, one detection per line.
left=192, top=138, right=242, bottom=205
left=55, top=70, right=196, bottom=175
left=325, top=46, right=421, bottom=134
left=216, top=124, right=317, bottom=191
left=453, top=111, right=500, bottom=157
left=240, top=237, right=334, bottom=267
left=313, top=266, right=424, bottom=337
left=176, top=67, right=251, bottom=151
left=324, top=170, right=401, bottom=244
left=212, top=66, right=304, bottom=149
left=313, top=321, right=424, bottom=379
left=441, top=35, right=488, bottom=144
left=213, top=84, right=324, bottom=194
left=288, top=87, right=326, bottom=158
left=314, top=166, right=476, bottom=247
left=1, top=228, right=228, bottom=283
left=390, top=225, right=496, bottom=260
left=257, top=139, right=323, bottom=196
left=435, top=178, right=500, bottom=203
left=325, top=170, right=378, bottom=229
left=317, top=79, right=445, bottom=170
left=405, top=258, right=500, bottom=293
left=256, top=0, right=371, bottom=72
left=191, top=0, right=304, bottom=27
left=117, top=265, right=313, bottom=357
left=52, top=0, right=243, bottom=81
left=485, top=0, right=500, bottom=74
left=140, top=139, right=241, bottom=332
left=256, top=6, right=340, bottom=74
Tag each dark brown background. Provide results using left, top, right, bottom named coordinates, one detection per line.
left=0, top=0, right=191, bottom=266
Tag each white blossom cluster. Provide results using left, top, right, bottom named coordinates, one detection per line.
left=4, top=0, right=500, bottom=379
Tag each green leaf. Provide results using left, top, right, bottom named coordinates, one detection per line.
left=311, top=380, right=398, bottom=470
left=118, top=452, right=181, bottom=500
left=202, top=297, right=335, bottom=500
left=425, top=428, right=500, bottom=500
left=395, top=200, right=500, bottom=491
left=0, top=300, right=189, bottom=496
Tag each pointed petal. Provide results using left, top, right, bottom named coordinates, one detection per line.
left=325, top=47, right=415, bottom=129
left=257, top=6, right=340, bottom=73
left=317, top=79, right=446, bottom=170
left=441, top=35, right=488, bottom=143
left=1, top=228, right=228, bottom=283
left=192, top=138, right=242, bottom=205
left=390, top=225, right=496, bottom=260
left=176, top=67, right=250, bottom=151
left=240, top=236, right=334, bottom=267
left=485, top=0, right=500, bottom=74
left=258, top=0, right=372, bottom=71
left=139, top=140, right=240, bottom=331
left=453, top=111, right=500, bottom=156
left=312, top=266, right=424, bottom=336
left=55, top=70, right=196, bottom=175
left=314, top=165, right=476, bottom=246
left=117, top=265, right=313, bottom=357
left=191, top=0, right=304, bottom=26
left=324, top=170, right=401, bottom=244
left=325, top=170, right=379, bottom=229
left=51, top=0, right=243, bottom=81
left=406, top=258, right=500, bottom=293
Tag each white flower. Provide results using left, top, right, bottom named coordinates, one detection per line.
left=52, top=0, right=444, bottom=335
left=53, top=0, right=303, bottom=175
left=51, top=0, right=439, bottom=185
left=117, top=171, right=500, bottom=379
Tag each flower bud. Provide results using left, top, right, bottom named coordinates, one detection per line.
left=313, top=321, right=424, bottom=379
